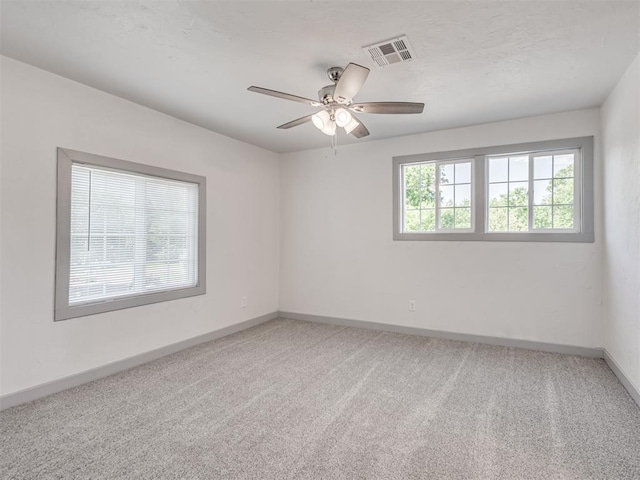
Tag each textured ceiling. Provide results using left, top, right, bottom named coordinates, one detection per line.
left=2, top=1, right=639, bottom=153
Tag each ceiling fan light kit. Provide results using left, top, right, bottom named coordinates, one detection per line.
left=248, top=61, right=424, bottom=145
left=334, top=108, right=352, bottom=127
left=311, top=110, right=329, bottom=130
left=344, top=117, right=360, bottom=134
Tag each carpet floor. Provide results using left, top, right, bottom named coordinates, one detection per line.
left=1, top=318, right=639, bottom=479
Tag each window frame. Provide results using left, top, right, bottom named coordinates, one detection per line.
left=401, top=157, right=475, bottom=234
left=55, top=148, right=207, bottom=321
left=392, top=136, right=594, bottom=242
left=485, top=148, right=582, bottom=234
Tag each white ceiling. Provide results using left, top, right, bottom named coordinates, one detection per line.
left=2, top=1, right=639, bottom=153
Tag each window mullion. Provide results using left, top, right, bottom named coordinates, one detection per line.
left=528, top=154, right=534, bottom=232
left=574, top=150, right=581, bottom=232
left=399, top=166, right=405, bottom=233
left=435, top=163, right=441, bottom=231
left=474, top=155, right=485, bottom=233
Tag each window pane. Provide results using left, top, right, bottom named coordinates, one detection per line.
left=455, top=208, right=471, bottom=229
left=440, top=185, right=455, bottom=207
left=455, top=162, right=471, bottom=183
left=403, top=165, right=421, bottom=190
left=488, top=207, right=508, bottom=231
left=69, top=164, right=198, bottom=306
left=533, top=180, right=552, bottom=205
left=439, top=208, right=455, bottom=229
left=403, top=209, right=420, bottom=231
left=489, top=157, right=508, bottom=183
left=553, top=178, right=574, bottom=205
left=534, top=156, right=553, bottom=179
left=421, top=164, right=437, bottom=189
left=509, top=156, right=529, bottom=181
left=489, top=183, right=508, bottom=207
left=440, top=164, right=454, bottom=184
left=508, top=182, right=528, bottom=206
left=509, top=207, right=529, bottom=231
left=404, top=189, right=420, bottom=211
left=553, top=154, right=574, bottom=178
left=533, top=206, right=552, bottom=229
left=553, top=205, right=574, bottom=229
left=419, top=189, right=436, bottom=209
left=420, top=209, right=436, bottom=231
left=454, top=184, right=471, bottom=207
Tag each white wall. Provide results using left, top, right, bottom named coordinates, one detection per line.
left=602, top=53, right=640, bottom=392
left=280, top=109, right=603, bottom=348
left=0, top=57, right=280, bottom=395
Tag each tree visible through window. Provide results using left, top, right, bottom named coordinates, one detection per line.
left=402, top=160, right=473, bottom=232
left=393, top=137, right=592, bottom=242
left=488, top=151, right=577, bottom=232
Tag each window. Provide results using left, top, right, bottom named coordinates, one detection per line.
left=393, top=137, right=594, bottom=242
left=55, top=148, right=206, bottom=321
left=402, top=159, right=473, bottom=232
left=487, top=150, right=579, bottom=232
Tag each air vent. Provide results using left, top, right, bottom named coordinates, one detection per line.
left=363, top=35, right=416, bottom=69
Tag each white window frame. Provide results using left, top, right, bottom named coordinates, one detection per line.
left=401, top=158, right=475, bottom=234
left=55, top=148, right=207, bottom=321
left=485, top=148, right=582, bottom=234
left=392, top=136, right=594, bottom=242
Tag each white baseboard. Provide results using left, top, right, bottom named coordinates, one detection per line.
left=604, top=349, right=640, bottom=409
left=278, top=311, right=604, bottom=358
left=0, top=311, right=278, bottom=411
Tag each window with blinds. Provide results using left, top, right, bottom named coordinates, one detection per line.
left=56, top=148, right=206, bottom=321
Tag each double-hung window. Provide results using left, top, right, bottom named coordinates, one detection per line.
left=393, top=137, right=593, bottom=242
left=55, top=148, right=206, bottom=321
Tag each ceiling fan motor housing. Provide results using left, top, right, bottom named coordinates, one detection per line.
left=318, top=84, right=337, bottom=104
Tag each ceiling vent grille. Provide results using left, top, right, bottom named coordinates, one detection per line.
left=363, top=35, right=416, bottom=69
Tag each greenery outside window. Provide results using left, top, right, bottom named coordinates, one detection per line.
left=393, top=137, right=594, bottom=242
left=403, top=159, right=473, bottom=232
left=486, top=149, right=580, bottom=232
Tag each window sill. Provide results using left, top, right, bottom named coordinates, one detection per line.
left=393, top=232, right=594, bottom=242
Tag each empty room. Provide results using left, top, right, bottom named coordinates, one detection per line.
left=1, top=1, right=639, bottom=478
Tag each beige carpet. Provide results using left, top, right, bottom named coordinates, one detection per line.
left=1, top=318, right=639, bottom=479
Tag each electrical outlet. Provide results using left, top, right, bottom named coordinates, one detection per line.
left=408, top=300, right=416, bottom=312
left=241, top=296, right=248, bottom=308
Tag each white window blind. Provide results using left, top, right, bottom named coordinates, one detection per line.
left=69, top=164, right=199, bottom=306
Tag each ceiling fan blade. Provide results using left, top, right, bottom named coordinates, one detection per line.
left=350, top=102, right=424, bottom=114
left=277, top=114, right=315, bottom=129
left=248, top=86, right=321, bottom=107
left=334, top=63, right=370, bottom=103
left=348, top=114, right=370, bottom=139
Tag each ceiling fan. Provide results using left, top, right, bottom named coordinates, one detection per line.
left=248, top=63, right=424, bottom=139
